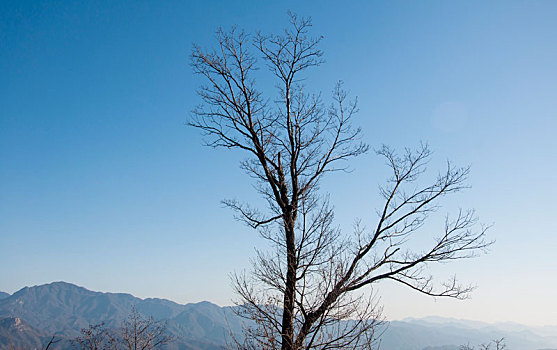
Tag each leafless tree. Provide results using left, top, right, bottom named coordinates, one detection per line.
left=460, top=338, right=506, bottom=350
left=115, top=307, right=171, bottom=350
left=73, top=308, right=171, bottom=350
left=72, top=322, right=117, bottom=350
left=493, top=338, right=506, bottom=350
left=191, top=12, right=491, bottom=350
left=43, top=335, right=61, bottom=350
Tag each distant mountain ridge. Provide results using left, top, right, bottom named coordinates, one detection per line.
left=0, top=282, right=236, bottom=349
left=0, top=282, right=556, bottom=350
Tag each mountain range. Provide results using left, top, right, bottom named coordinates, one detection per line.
left=0, top=282, right=555, bottom=350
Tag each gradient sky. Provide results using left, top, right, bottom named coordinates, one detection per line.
left=1, top=1, right=556, bottom=326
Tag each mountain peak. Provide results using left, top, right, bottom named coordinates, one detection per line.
left=38, top=281, right=91, bottom=291
left=9, top=281, right=96, bottom=299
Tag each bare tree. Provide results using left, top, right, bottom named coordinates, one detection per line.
left=116, top=307, right=171, bottom=350
left=43, top=335, right=61, bottom=350
left=73, top=308, right=171, bottom=350
left=493, top=338, right=507, bottom=350
left=460, top=338, right=506, bottom=350
left=191, top=12, right=491, bottom=350
left=72, top=322, right=117, bottom=350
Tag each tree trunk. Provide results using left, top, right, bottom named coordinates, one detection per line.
left=281, top=212, right=297, bottom=350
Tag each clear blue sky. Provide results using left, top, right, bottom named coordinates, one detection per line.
left=1, top=1, right=556, bottom=326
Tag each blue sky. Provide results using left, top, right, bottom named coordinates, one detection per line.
left=1, top=1, right=556, bottom=326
